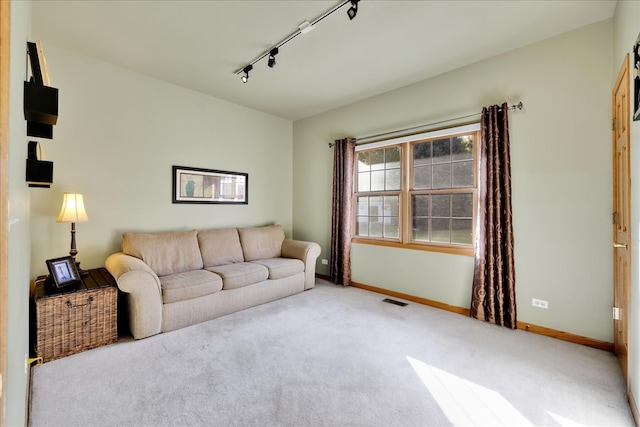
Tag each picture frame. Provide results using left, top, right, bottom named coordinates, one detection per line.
left=27, top=41, right=43, bottom=85
left=172, top=165, right=248, bottom=204
left=45, top=256, right=81, bottom=288
left=26, top=40, right=50, bottom=86
left=634, top=33, right=640, bottom=121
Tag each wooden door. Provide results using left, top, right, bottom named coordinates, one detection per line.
left=612, top=55, right=630, bottom=383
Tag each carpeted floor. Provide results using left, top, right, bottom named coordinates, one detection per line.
left=29, top=279, right=634, bottom=426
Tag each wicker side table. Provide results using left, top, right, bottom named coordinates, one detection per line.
left=34, top=267, right=118, bottom=363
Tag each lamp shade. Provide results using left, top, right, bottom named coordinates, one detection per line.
left=56, top=193, right=88, bottom=223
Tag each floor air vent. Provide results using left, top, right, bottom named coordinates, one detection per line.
left=382, top=298, right=408, bottom=307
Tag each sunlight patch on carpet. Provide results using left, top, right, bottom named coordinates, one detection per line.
left=548, top=412, right=585, bottom=427
left=407, top=356, right=533, bottom=426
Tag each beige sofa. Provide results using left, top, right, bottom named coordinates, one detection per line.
left=105, top=225, right=321, bottom=339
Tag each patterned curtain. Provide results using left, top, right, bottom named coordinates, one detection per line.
left=470, top=103, right=517, bottom=328
left=330, top=138, right=356, bottom=286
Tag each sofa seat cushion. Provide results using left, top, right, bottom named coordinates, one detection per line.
left=250, top=258, right=304, bottom=280
left=159, top=270, right=223, bottom=304
left=207, top=262, right=269, bottom=290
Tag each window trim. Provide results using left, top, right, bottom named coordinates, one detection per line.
left=354, top=123, right=480, bottom=152
left=353, top=123, right=480, bottom=256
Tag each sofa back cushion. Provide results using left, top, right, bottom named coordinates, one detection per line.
left=122, top=230, right=203, bottom=276
left=238, top=225, right=285, bottom=261
left=198, top=228, right=244, bottom=267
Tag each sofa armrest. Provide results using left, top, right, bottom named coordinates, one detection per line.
left=281, top=239, right=321, bottom=290
left=105, top=252, right=163, bottom=339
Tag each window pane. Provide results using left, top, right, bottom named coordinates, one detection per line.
left=384, top=196, right=400, bottom=238
left=452, top=193, right=473, bottom=218
left=431, top=218, right=450, bottom=243
left=371, top=170, right=385, bottom=191
left=357, top=216, right=369, bottom=236
left=370, top=217, right=383, bottom=237
left=384, top=195, right=399, bottom=216
left=412, top=217, right=429, bottom=241
left=385, top=147, right=401, bottom=168
left=412, top=194, right=430, bottom=216
left=451, top=135, right=474, bottom=161
left=414, top=141, right=431, bottom=166
left=369, top=150, right=385, bottom=170
left=356, top=195, right=399, bottom=240
left=452, top=161, right=473, bottom=187
left=358, top=172, right=370, bottom=192
left=452, top=219, right=473, bottom=245
left=369, top=196, right=383, bottom=216
left=432, top=138, right=451, bottom=164
left=413, top=165, right=432, bottom=189
left=432, top=195, right=450, bottom=218
left=385, top=169, right=401, bottom=190
left=357, top=196, right=368, bottom=215
left=384, top=217, right=399, bottom=239
left=433, top=163, right=451, bottom=188
left=357, top=152, right=370, bottom=172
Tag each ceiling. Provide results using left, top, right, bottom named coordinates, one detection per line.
left=31, top=1, right=617, bottom=121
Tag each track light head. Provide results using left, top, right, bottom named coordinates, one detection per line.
left=347, top=0, right=359, bottom=20
left=241, top=64, right=253, bottom=83
left=268, top=47, right=279, bottom=68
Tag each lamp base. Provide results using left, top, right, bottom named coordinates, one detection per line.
left=75, top=261, right=89, bottom=277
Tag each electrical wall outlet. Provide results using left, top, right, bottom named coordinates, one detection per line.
left=532, top=298, right=549, bottom=309
left=321, top=259, right=328, bottom=265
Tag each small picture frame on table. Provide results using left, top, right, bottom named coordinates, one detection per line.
left=45, top=256, right=81, bottom=289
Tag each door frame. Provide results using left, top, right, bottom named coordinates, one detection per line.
left=0, top=0, right=10, bottom=424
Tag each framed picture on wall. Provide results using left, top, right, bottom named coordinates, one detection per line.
left=172, top=165, right=248, bottom=204
left=634, top=33, right=640, bottom=121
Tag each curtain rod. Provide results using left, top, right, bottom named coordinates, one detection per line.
left=328, top=102, right=523, bottom=147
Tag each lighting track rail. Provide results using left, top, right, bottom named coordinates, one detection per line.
left=235, top=0, right=360, bottom=83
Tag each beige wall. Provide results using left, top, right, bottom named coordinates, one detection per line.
left=28, top=46, right=294, bottom=279
left=613, top=0, right=640, bottom=414
left=5, top=6, right=628, bottom=426
left=293, top=20, right=614, bottom=342
left=7, top=10, right=294, bottom=425
left=7, top=1, right=32, bottom=425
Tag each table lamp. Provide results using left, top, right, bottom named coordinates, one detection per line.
left=56, top=192, right=88, bottom=274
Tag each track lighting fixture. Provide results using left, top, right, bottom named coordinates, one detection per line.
left=241, top=64, right=252, bottom=83
left=298, top=20, right=315, bottom=35
left=347, top=0, right=359, bottom=20
left=267, top=48, right=278, bottom=68
left=234, top=0, right=363, bottom=83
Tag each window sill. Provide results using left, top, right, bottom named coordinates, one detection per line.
left=351, top=237, right=475, bottom=257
